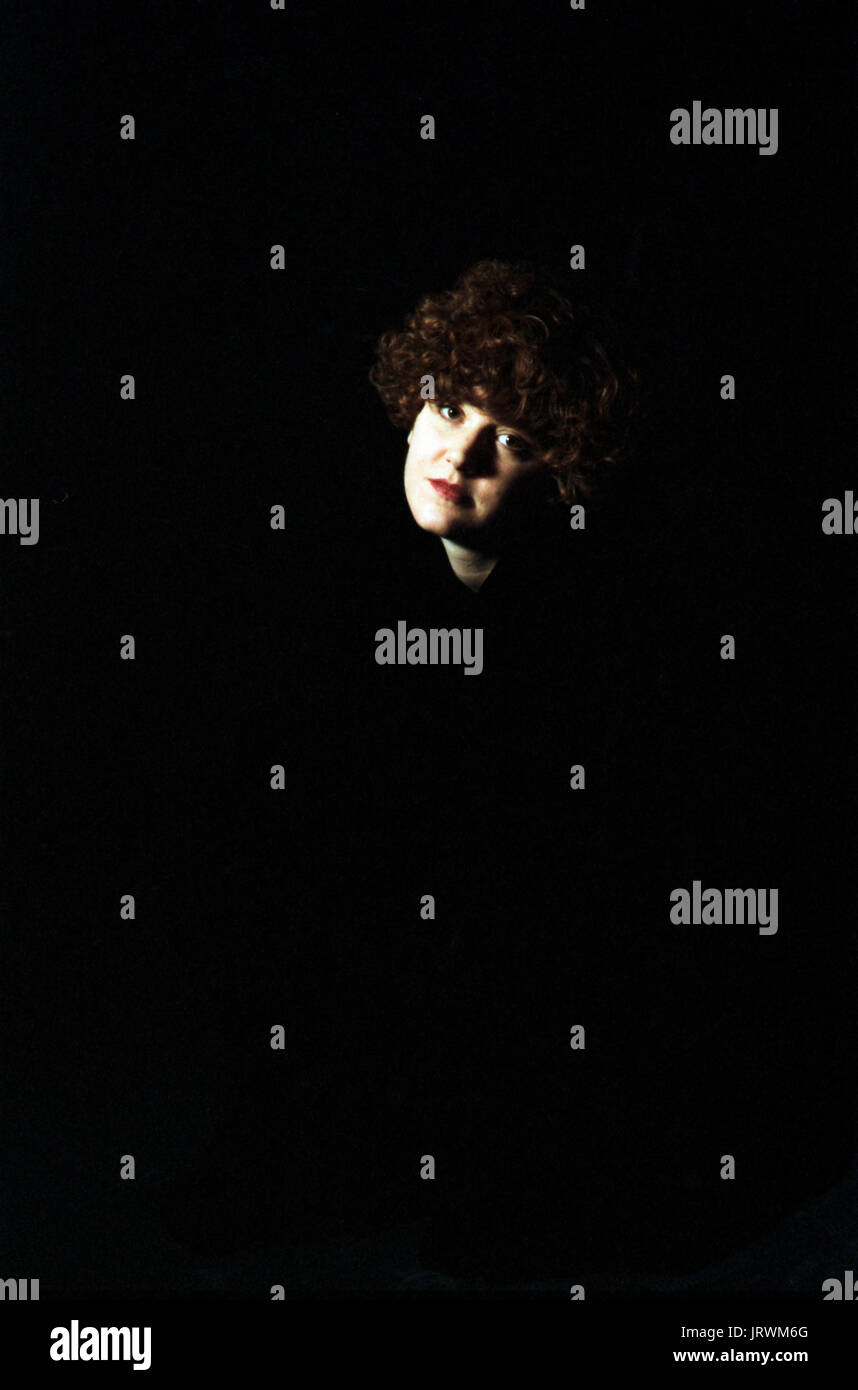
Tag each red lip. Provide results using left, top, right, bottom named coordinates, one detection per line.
left=429, top=478, right=469, bottom=503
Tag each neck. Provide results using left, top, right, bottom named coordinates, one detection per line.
left=441, top=538, right=498, bottom=591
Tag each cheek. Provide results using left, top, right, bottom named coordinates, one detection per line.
left=475, top=466, right=537, bottom=514
left=404, top=452, right=428, bottom=507
left=404, top=448, right=421, bottom=485
left=504, top=461, right=544, bottom=493
left=480, top=470, right=516, bottom=503
left=407, top=425, right=441, bottom=473
left=417, top=418, right=446, bottom=450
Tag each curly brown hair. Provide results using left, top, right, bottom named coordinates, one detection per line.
left=369, top=260, right=638, bottom=507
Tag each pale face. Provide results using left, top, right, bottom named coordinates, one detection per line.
left=403, top=399, right=549, bottom=547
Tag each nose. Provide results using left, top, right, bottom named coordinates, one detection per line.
left=445, top=423, right=494, bottom=476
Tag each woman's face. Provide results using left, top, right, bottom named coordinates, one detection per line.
left=403, top=399, right=549, bottom=545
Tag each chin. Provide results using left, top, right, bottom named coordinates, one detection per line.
left=420, top=518, right=478, bottom=545
left=409, top=505, right=459, bottom=537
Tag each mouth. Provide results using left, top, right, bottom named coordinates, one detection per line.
left=428, top=478, right=471, bottom=504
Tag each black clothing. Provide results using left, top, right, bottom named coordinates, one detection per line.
left=152, top=514, right=853, bottom=1283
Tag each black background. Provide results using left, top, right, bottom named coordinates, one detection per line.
left=1, top=0, right=855, bottom=1294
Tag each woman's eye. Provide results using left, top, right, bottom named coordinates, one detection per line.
left=439, top=404, right=462, bottom=420
left=498, top=432, right=529, bottom=456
